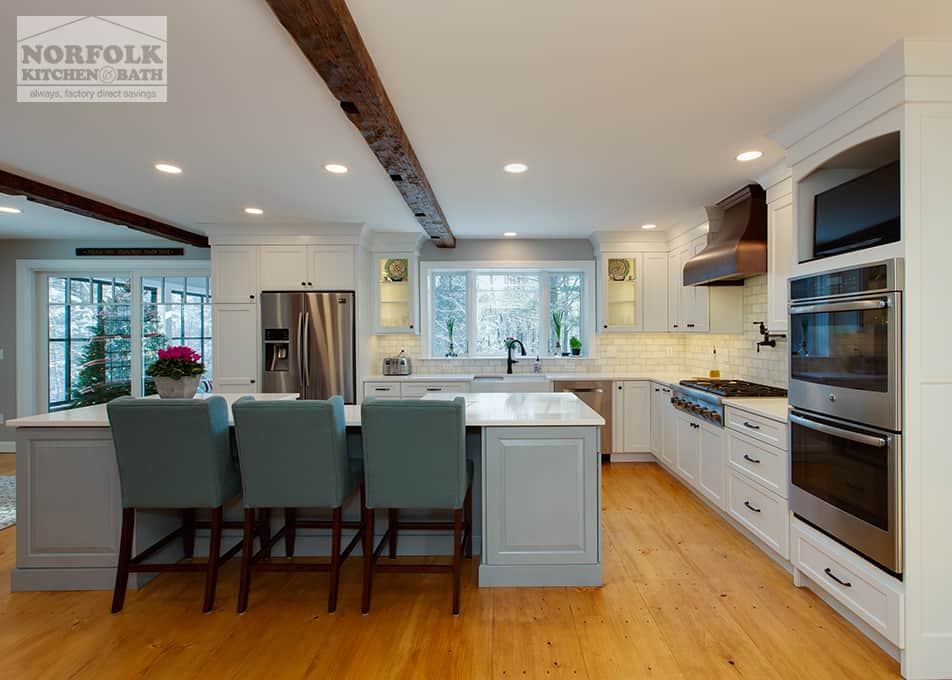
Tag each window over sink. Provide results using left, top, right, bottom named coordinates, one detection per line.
left=422, top=261, right=594, bottom=358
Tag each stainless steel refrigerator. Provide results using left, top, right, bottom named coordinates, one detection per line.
left=260, top=291, right=356, bottom=402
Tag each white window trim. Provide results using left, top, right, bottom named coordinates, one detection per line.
left=419, top=259, right=596, bottom=360
left=16, top=258, right=210, bottom=418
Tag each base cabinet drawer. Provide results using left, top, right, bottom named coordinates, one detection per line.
left=725, top=407, right=786, bottom=450
left=727, top=471, right=788, bottom=559
left=791, top=519, right=904, bottom=647
left=727, top=431, right=787, bottom=498
left=364, top=382, right=402, bottom=399
left=401, top=382, right=471, bottom=398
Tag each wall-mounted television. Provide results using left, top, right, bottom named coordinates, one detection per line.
left=813, top=161, right=900, bottom=260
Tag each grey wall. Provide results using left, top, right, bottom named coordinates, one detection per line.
left=0, top=238, right=209, bottom=439
left=420, top=238, right=593, bottom=262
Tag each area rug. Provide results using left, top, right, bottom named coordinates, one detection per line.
left=0, top=476, right=15, bottom=530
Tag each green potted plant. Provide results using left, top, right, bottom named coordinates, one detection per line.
left=445, top=317, right=458, bottom=357
left=551, top=310, right=565, bottom=355
left=569, top=336, right=582, bottom=356
left=146, top=345, right=205, bottom=398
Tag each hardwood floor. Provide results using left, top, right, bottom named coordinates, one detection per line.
left=0, top=463, right=901, bottom=679
left=0, top=453, right=14, bottom=476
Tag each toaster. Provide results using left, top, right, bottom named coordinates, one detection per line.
left=382, top=351, right=412, bottom=376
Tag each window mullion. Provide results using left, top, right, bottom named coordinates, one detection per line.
left=540, top=272, right=550, bottom=356
left=467, top=271, right=476, bottom=358
left=131, top=274, right=143, bottom=397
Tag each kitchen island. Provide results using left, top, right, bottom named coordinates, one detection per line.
left=8, top=392, right=604, bottom=591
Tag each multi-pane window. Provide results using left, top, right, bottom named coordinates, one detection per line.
left=46, top=273, right=212, bottom=411
left=142, top=276, right=212, bottom=395
left=427, top=268, right=587, bottom=357
left=47, top=276, right=132, bottom=410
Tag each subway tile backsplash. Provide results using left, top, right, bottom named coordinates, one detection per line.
left=372, top=275, right=787, bottom=388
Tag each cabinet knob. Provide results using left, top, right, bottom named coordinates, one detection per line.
left=301, top=282, right=306, bottom=286
left=409, top=324, right=414, bottom=329
left=603, top=324, right=608, bottom=329
left=250, top=379, right=256, bottom=384
left=307, top=282, right=313, bottom=286
left=249, top=294, right=255, bottom=300
left=618, top=385, right=623, bottom=390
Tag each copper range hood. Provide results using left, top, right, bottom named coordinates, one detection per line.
left=683, top=183, right=767, bottom=286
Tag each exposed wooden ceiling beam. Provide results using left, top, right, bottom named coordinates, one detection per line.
left=266, top=0, right=456, bottom=247
left=0, top=169, right=209, bottom=248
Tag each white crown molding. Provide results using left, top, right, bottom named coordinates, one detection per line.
left=756, top=161, right=792, bottom=192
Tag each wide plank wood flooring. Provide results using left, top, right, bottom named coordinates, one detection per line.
left=0, top=462, right=901, bottom=679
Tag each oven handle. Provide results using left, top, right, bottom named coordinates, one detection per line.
left=790, top=414, right=888, bottom=448
left=790, top=298, right=888, bottom=315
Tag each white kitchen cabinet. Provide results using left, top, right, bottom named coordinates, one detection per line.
left=649, top=383, right=664, bottom=455
left=667, top=236, right=742, bottom=334
left=211, top=245, right=258, bottom=303
left=667, top=246, right=686, bottom=331
left=622, top=381, right=651, bottom=452
left=675, top=413, right=700, bottom=483
left=698, top=422, right=725, bottom=508
left=766, top=177, right=793, bottom=333
left=258, top=245, right=356, bottom=291
left=642, top=253, right=668, bottom=332
left=660, top=385, right=677, bottom=467
left=598, top=253, right=644, bottom=332
left=373, top=252, right=418, bottom=334
left=308, top=245, right=356, bottom=290
left=211, top=304, right=259, bottom=392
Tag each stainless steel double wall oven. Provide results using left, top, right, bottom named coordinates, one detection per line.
left=788, top=259, right=903, bottom=575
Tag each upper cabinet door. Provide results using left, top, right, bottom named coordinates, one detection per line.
left=211, top=245, right=258, bottom=303
left=373, top=253, right=417, bottom=334
left=642, top=253, right=668, bottom=332
left=767, top=181, right=793, bottom=333
left=667, top=249, right=683, bottom=331
left=308, top=245, right=356, bottom=290
left=685, top=236, right=709, bottom=332
left=259, top=246, right=309, bottom=291
left=600, top=254, right=644, bottom=332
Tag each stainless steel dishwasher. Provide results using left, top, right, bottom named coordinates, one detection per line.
left=553, top=380, right=612, bottom=454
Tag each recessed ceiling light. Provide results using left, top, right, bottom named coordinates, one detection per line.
left=503, top=163, right=528, bottom=174
left=244, top=207, right=264, bottom=215
left=0, top=206, right=22, bottom=214
left=736, top=150, right=763, bottom=162
left=154, top=163, right=182, bottom=174
left=641, top=223, right=657, bottom=230
left=503, top=231, right=518, bottom=237
left=324, top=163, right=348, bottom=174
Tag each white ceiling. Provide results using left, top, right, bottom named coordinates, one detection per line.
left=0, top=196, right=163, bottom=240
left=2, top=1, right=951, bottom=241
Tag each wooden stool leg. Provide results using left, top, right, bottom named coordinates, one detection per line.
left=463, top=486, right=473, bottom=559
left=237, top=508, right=255, bottom=613
left=284, top=508, right=297, bottom=558
left=361, top=506, right=374, bottom=614
left=258, top=508, right=272, bottom=558
left=182, top=509, right=196, bottom=559
left=388, top=508, right=398, bottom=559
left=328, top=507, right=342, bottom=613
left=203, top=506, right=223, bottom=613
left=452, top=508, right=463, bottom=615
left=111, top=507, right=135, bottom=614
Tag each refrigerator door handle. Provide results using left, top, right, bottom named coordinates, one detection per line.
left=303, top=311, right=311, bottom=396
left=296, top=311, right=305, bottom=398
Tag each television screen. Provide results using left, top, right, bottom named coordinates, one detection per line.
left=813, top=161, right=900, bottom=259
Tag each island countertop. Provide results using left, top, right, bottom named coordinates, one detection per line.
left=9, top=392, right=604, bottom=429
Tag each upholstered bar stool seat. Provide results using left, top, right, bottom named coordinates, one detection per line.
left=232, top=396, right=365, bottom=613
left=107, top=396, right=245, bottom=613
left=360, top=397, right=473, bottom=615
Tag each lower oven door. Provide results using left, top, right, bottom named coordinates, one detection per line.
left=789, top=409, right=901, bottom=574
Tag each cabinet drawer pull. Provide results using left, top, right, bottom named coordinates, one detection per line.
left=426, top=387, right=442, bottom=392
left=743, top=453, right=761, bottom=464
left=823, top=567, right=852, bottom=588
left=374, top=387, right=391, bottom=392
left=743, top=500, right=761, bottom=513
left=686, top=323, right=695, bottom=328
left=743, top=421, right=761, bottom=430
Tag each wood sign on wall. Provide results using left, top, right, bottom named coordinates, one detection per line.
left=75, top=248, right=185, bottom=257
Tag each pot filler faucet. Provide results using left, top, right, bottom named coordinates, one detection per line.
left=506, top=337, right=527, bottom=374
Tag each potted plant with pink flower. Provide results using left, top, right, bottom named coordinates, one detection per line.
left=146, top=346, right=205, bottom=399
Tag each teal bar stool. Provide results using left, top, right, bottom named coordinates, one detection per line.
left=232, top=396, right=365, bottom=613
left=107, top=396, right=244, bottom=613
left=360, top=397, right=473, bottom=615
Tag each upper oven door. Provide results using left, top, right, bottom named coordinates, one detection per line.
left=788, top=292, right=901, bottom=431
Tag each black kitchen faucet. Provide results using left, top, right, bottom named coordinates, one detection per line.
left=505, top=337, right=526, bottom=374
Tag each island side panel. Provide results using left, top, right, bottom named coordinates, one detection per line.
left=480, top=425, right=602, bottom=587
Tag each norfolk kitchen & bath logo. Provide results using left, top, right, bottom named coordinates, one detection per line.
left=17, top=16, right=167, bottom=102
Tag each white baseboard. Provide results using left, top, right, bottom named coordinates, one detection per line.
left=0, top=441, right=14, bottom=454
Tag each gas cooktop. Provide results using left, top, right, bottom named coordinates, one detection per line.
left=679, top=379, right=787, bottom=398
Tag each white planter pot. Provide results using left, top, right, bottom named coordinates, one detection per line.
left=153, top=375, right=201, bottom=399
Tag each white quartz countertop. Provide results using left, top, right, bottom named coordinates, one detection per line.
left=7, top=393, right=299, bottom=428
left=722, top=397, right=789, bottom=423
left=344, top=392, right=605, bottom=427
left=365, top=373, right=699, bottom=386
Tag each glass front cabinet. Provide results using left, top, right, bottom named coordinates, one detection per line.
left=598, top=253, right=644, bottom=332
left=373, top=253, right=418, bottom=334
